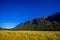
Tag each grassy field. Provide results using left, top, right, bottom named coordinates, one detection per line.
left=0, top=30, right=60, bottom=40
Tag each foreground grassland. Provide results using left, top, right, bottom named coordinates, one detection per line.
left=0, top=30, right=60, bottom=40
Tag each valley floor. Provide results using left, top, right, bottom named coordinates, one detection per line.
left=0, top=30, right=60, bottom=40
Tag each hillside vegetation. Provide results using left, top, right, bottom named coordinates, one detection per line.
left=0, top=30, right=60, bottom=40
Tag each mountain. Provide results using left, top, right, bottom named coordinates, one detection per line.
left=15, top=12, right=60, bottom=31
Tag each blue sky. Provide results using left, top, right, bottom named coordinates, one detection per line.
left=0, top=0, right=60, bottom=28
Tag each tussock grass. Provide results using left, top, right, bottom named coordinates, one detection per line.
left=0, top=30, right=60, bottom=40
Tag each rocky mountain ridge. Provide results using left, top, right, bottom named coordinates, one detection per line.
left=15, top=12, right=60, bottom=31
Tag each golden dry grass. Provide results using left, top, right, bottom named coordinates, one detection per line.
left=0, top=30, right=60, bottom=40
